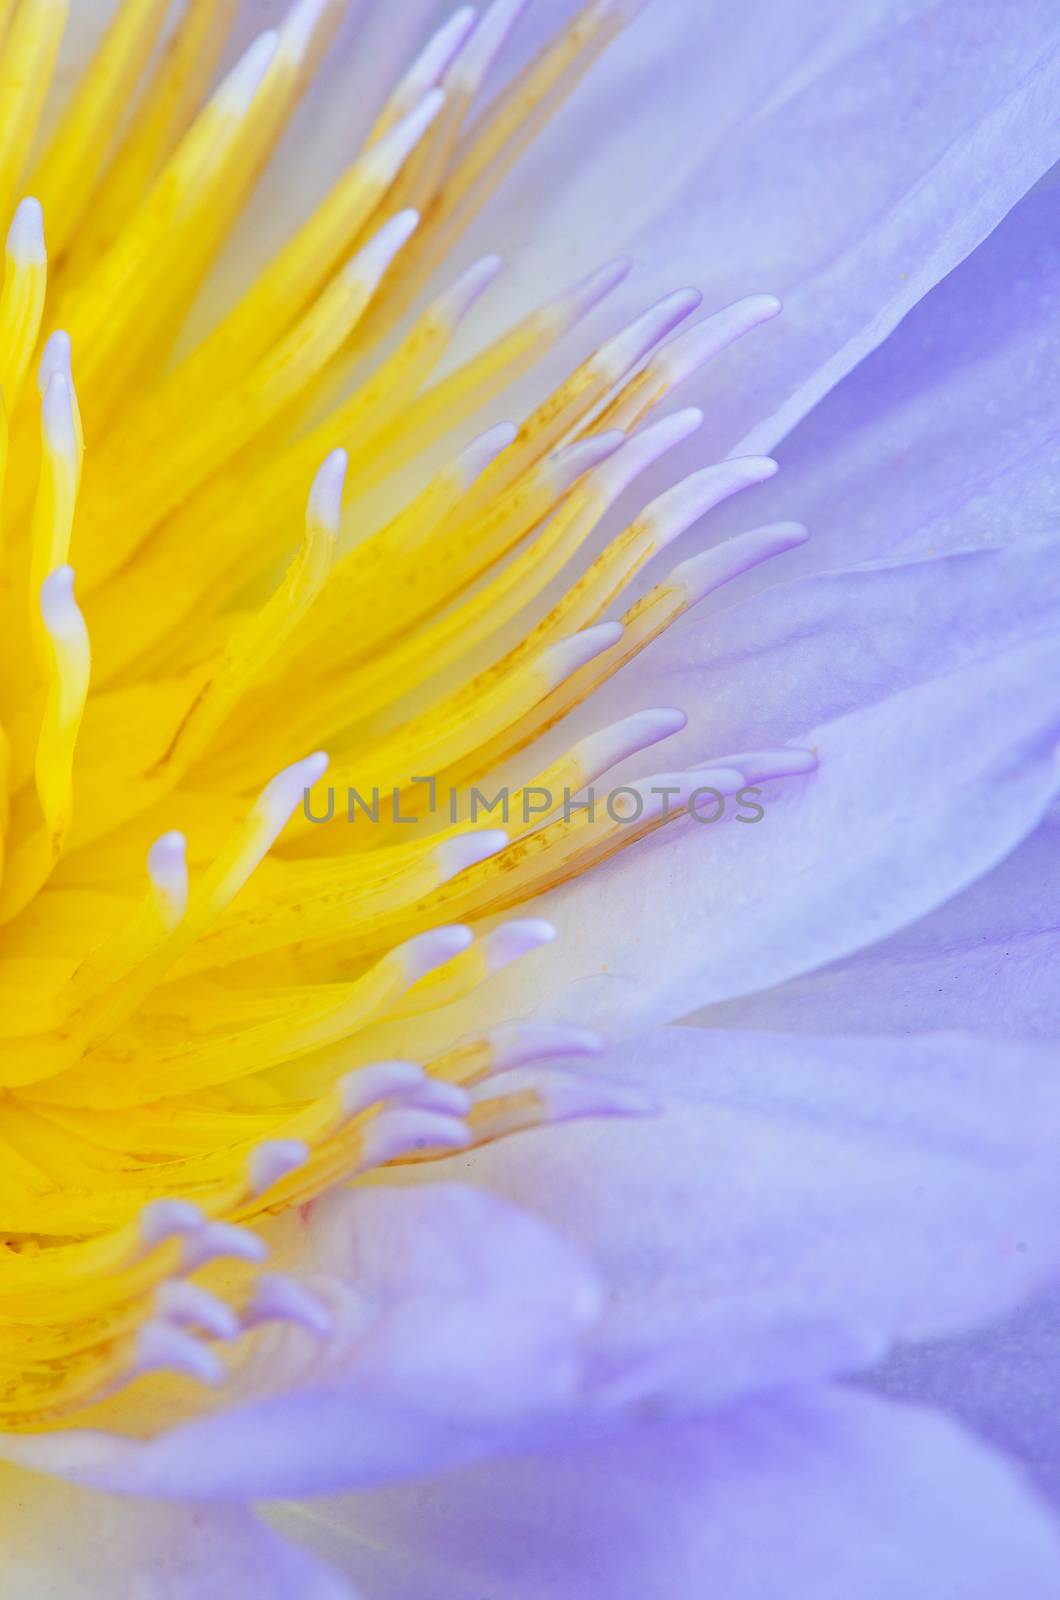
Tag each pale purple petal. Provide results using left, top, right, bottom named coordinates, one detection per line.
left=762, top=174, right=1060, bottom=563
left=238, top=1182, right=601, bottom=1422
left=698, top=801, right=1060, bottom=1038
left=449, top=1025, right=1060, bottom=1399
left=669, top=173, right=1060, bottom=582
left=265, top=1387, right=1060, bottom=1600
left=874, top=1287, right=1060, bottom=1513
left=457, top=0, right=1060, bottom=454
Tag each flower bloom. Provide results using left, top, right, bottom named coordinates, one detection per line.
left=0, top=0, right=1057, bottom=1593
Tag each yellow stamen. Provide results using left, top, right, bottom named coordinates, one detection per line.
left=30, top=0, right=172, bottom=258
left=0, top=0, right=812, bottom=1429
left=0, top=0, right=67, bottom=227
left=0, top=197, right=46, bottom=413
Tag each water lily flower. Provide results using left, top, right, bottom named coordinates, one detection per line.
left=0, top=0, right=1057, bottom=1594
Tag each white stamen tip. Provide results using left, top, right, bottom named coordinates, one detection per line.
left=351, top=209, right=420, bottom=288
left=623, top=706, right=688, bottom=742
left=437, top=254, right=503, bottom=325
left=279, top=0, right=333, bottom=62
left=455, top=421, right=518, bottom=489
left=518, top=1070, right=657, bottom=1120
left=698, top=746, right=819, bottom=783
left=218, top=31, right=280, bottom=118
left=247, top=1138, right=309, bottom=1196
left=393, top=8, right=477, bottom=109
left=669, top=520, right=808, bottom=604
left=545, top=430, right=626, bottom=495
left=39, top=565, right=82, bottom=637
left=397, top=924, right=474, bottom=984
left=484, top=918, right=555, bottom=971
left=552, top=257, right=632, bottom=330
left=771, top=746, right=817, bottom=777
left=42, top=372, right=78, bottom=459
left=7, top=196, right=44, bottom=263
left=245, top=1273, right=335, bottom=1338
left=139, top=1198, right=203, bottom=1246
left=435, top=828, right=508, bottom=881
left=339, top=1059, right=426, bottom=1117
left=652, top=293, right=783, bottom=389
left=134, top=1321, right=226, bottom=1387
left=398, top=1077, right=473, bottom=1116
left=592, top=409, right=703, bottom=505
left=181, top=1221, right=268, bottom=1272
left=385, top=208, right=422, bottom=247
left=543, top=621, right=623, bottom=687
left=634, top=766, right=748, bottom=821
left=39, top=560, right=73, bottom=606
left=357, top=1108, right=469, bottom=1170
left=38, top=330, right=71, bottom=395
left=261, top=751, right=330, bottom=829
left=308, top=448, right=347, bottom=534
left=485, top=1021, right=606, bottom=1071
left=303, top=751, right=330, bottom=783
left=573, top=707, right=687, bottom=780
left=594, top=289, right=703, bottom=383
left=370, top=88, right=446, bottom=182
left=147, top=831, right=188, bottom=924
left=642, top=456, right=778, bottom=549
left=148, top=829, right=185, bottom=869
left=156, top=1281, right=240, bottom=1340
left=448, top=0, right=528, bottom=93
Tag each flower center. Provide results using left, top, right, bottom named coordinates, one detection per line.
left=0, top=0, right=812, bottom=1427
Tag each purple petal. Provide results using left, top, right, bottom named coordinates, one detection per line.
left=672, top=176, right=1060, bottom=582
left=264, top=1387, right=1060, bottom=1600
left=239, top=1182, right=602, bottom=1423
left=874, top=1286, right=1060, bottom=1513
left=768, top=177, right=1060, bottom=562
left=458, top=0, right=1060, bottom=454
left=699, top=801, right=1060, bottom=1038
left=454, top=1025, right=1060, bottom=1400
